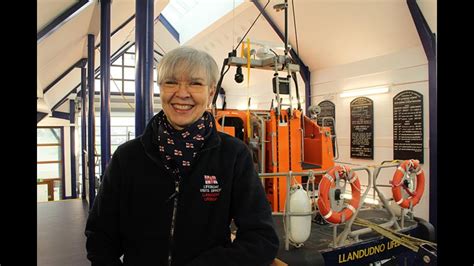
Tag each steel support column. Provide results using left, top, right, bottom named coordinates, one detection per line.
left=87, top=34, right=96, bottom=208
left=69, top=91, right=77, bottom=198
left=135, top=0, right=155, bottom=137
left=251, top=0, right=311, bottom=111
left=80, top=60, right=88, bottom=199
left=407, top=0, right=437, bottom=235
left=100, top=0, right=112, bottom=176
left=60, top=129, right=66, bottom=200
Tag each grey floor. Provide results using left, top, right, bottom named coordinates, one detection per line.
left=37, top=199, right=90, bottom=266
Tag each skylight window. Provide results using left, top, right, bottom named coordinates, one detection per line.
left=161, top=0, right=244, bottom=44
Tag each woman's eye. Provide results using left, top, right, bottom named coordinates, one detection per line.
left=165, top=80, right=178, bottom=85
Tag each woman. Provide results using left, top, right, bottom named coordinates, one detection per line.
left=85, top=46, right=279, bottom=266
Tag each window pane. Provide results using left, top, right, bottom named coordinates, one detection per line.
left=111, top=66, right=122, bottom=79
left=127, top=127, right=135, bottom=137
left=112, top=56, right=123, bottom=66
left=124, top=53, right=135, bottom=66
left=126, top=132, right=133, bottom=141
left=112, top=135, right=127, bottom=145
left=112, top=145, right=119, bottom=154
left=110, top=79, right=123, bottom=93
left=124, top=67, right=136, bottom=80
left=112, top=116, right=135, bottom=126
left=95, top=79, right=120, bottom=92
left=38, top=146, right=61, bottom=162
left=124, top=81, right=135, bottom=93
left=153, top=69, right=157, bottom=81
left=37, top=163, right=60, bottom=179
left=154, top=82, right=159, bottom=94
left=111, top=126, right=126, bottom=135
left=37, top=128, right=60, bottom=144
left=95, top=79, right=101, bottom=92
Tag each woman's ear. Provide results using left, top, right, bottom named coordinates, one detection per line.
left=208, top=85, right=216, bottom=103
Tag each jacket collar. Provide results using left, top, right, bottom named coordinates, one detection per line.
left=140, top=112, right=221, bottom=166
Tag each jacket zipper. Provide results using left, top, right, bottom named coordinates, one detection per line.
left=164, top=142, right=219, bottom=266
left=168, top=180, right=180, bottom=266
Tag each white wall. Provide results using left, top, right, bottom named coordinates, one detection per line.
left=311, top=45, right=430, bottom=221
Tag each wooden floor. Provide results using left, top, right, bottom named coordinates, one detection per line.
left=37, top=199, right=90, bottom=266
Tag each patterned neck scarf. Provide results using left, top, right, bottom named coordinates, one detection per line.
left=154, top=110, right=214, bottom=179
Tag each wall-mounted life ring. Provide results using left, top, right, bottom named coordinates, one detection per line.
left=317, top=165, right=361, bottom=224
left=391, top=159, right=425, bottom=209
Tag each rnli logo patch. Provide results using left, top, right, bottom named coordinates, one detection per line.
left=200, top=175, right=221, bottom=202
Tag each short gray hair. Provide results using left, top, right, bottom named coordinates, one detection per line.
left=157, top=46, right=219, bottom=87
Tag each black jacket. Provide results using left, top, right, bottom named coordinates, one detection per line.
left=85, top=115, right=279, bottom=266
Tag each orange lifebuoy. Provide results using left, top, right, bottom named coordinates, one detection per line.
left=317, top=165, right=361, bottom=224
left=391, top=160, right=425, bottom=209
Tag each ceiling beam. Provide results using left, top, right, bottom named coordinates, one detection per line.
left=38, top=0, right=93, bottom=43
left=407, top=0, right=437, bottom=236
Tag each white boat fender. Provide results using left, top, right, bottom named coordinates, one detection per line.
left=288, top=184, right=312, bottom=245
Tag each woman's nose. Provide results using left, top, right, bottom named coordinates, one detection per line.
left=174, top=83, right=191, bottom=97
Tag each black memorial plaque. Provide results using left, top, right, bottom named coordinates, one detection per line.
left=350, top=97, right=374, bottom=159
left=317, top=101, right=336, bottom=155
left=393, top=90, right=423, bottom=163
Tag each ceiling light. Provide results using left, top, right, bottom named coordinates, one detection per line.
left=340, top=85, right=390, bottom=98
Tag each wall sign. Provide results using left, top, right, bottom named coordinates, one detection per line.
left=317, top=100, right=336, bottom=155
left=393, top=90, right=424, bottom=163
left=350, top=97, right=374, bottom=159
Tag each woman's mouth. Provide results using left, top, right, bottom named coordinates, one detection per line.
left=172, top=104, right=194, bottom=112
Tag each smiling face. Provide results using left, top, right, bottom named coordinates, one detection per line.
left=160, top=69, right=215, bottom=130
left=157, top=47, right=219, bottom=131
